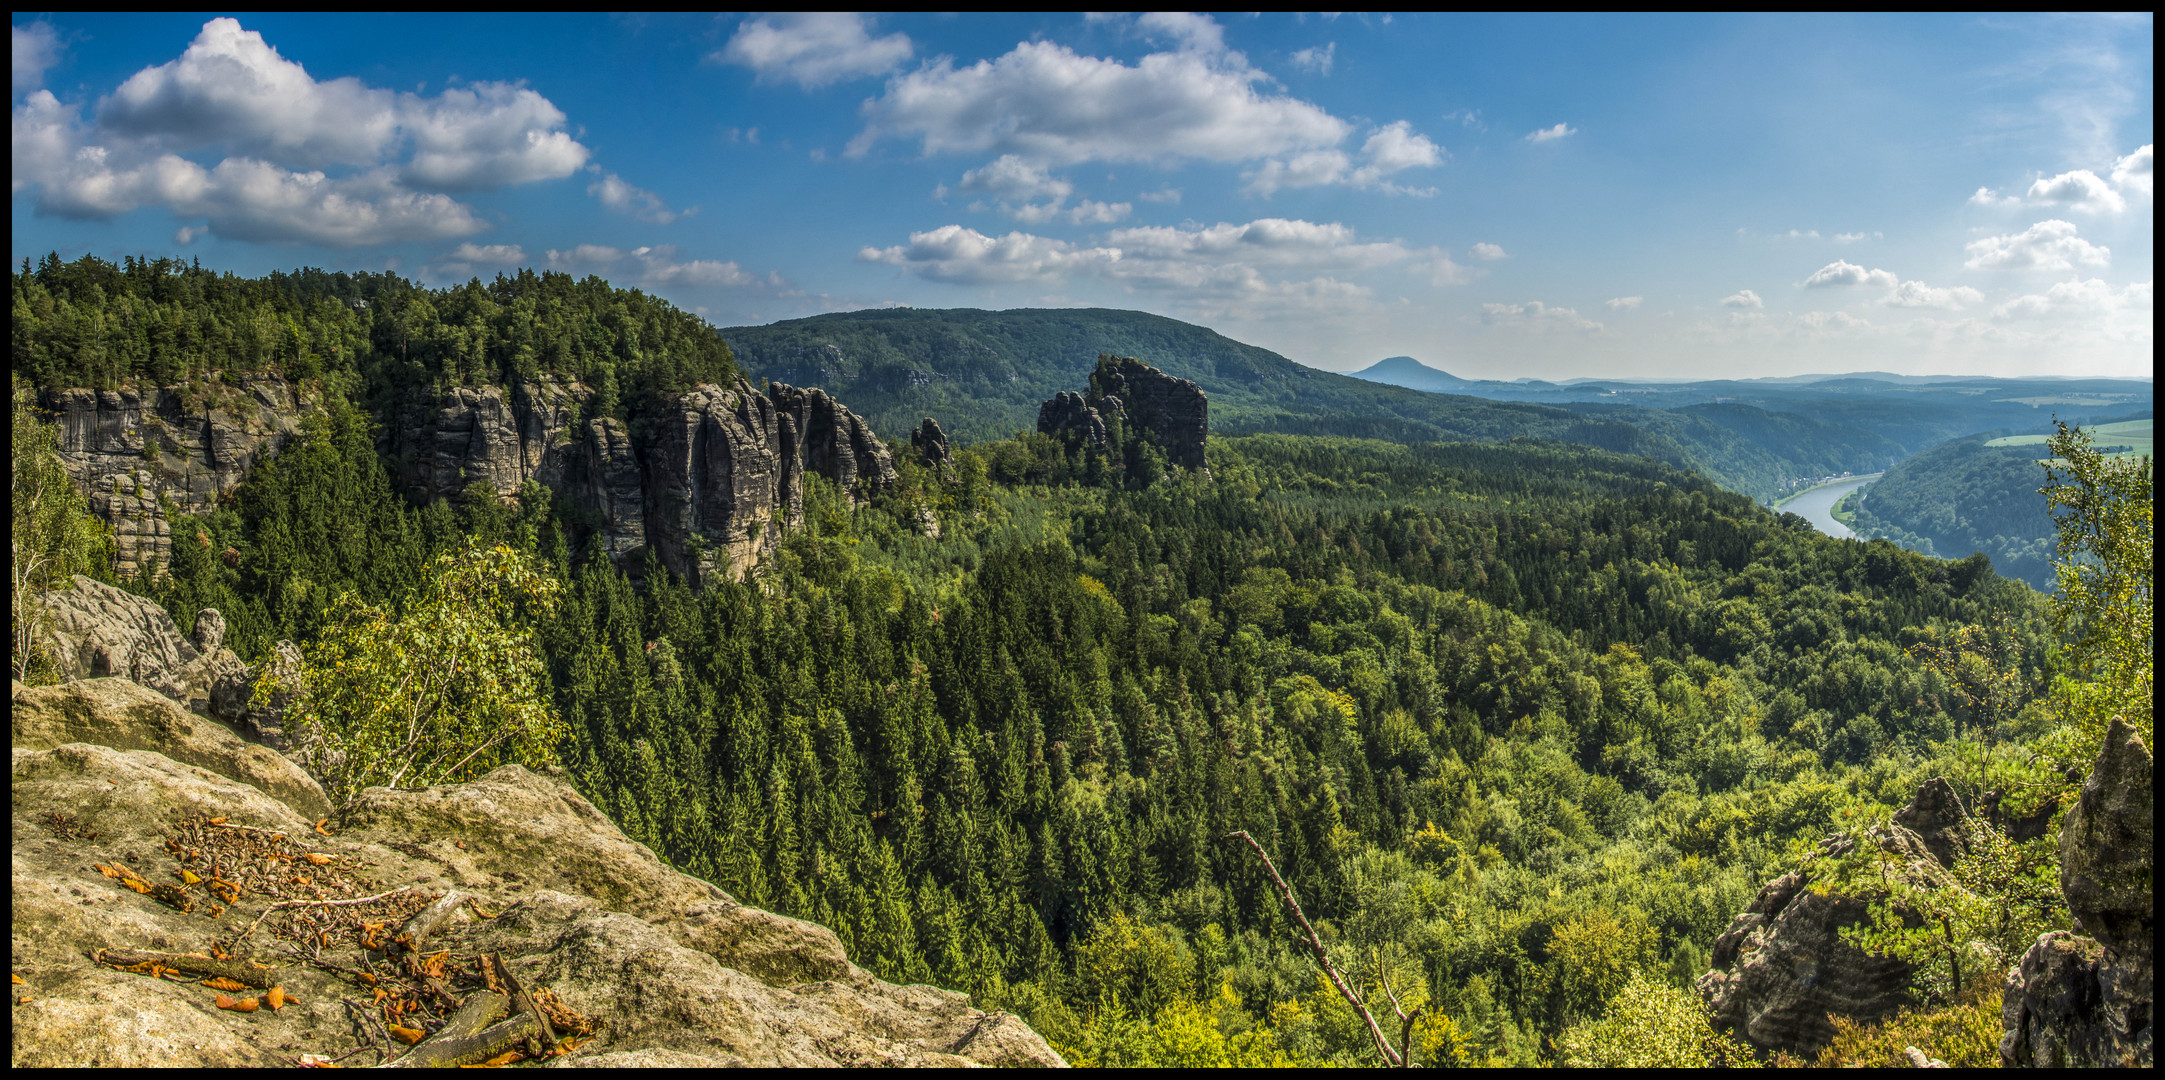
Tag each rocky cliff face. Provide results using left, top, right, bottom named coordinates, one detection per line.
left=9, top=675, right=1065, bottom=1068
left=41, top=373, right=900, bottom=585
left=2000, top=718, right=2153, bottom=1068
left=43, top=378, right=314, bottom=578
left=1037, top=355, right=1209, bottom=476
left=1697, top=778, right=1975, bottom=1056
left=391, top=375, right=898, bottom=584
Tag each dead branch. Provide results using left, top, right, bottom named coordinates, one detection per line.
left=492, top=952, right=557, bottom=1056
left=232, top=886, right=418, bottom=944
left=1225, top=830, right=1405, bottom=1067
left=391, top=889, right=462, bottom=956
left=375, top=1012, right=536, bottom=1068
left=94, top=948, right=278, bottom=990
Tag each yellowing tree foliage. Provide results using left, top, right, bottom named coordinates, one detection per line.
left=1555, top=971, right=1759, bottom=1068
left=258, top=539, right=565, bottom=805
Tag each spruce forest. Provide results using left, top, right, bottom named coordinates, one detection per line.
left=13, top=255, right=2149, bottom=1067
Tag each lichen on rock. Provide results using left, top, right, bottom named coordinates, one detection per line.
left=8, top=673, right=1066, bottom=1068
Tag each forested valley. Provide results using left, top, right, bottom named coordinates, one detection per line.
left=1846, top=416, right=2152, bottom=591
left=14, top=255, right=2149, bottom=1066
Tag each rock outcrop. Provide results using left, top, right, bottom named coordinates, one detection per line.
left=2001, top=718, right=2153, bottom=1067
left=42, top=378, right=313, bottom=578
left=1037, top=355, right=1209, bottom=477
left=38, top=371, right=902, bottom=586
left=9, top=676, right=1065, bottom=1068
left=1698, top=779, right=1975, bottom=1056
left=912, top=417, right=953, bottom=471
left=35, top=576, right=245, bottom=708
left=386, top=375, right=896, bottom=583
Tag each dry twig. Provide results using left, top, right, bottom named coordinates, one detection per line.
left=1225, top=830, right=1412, bottom=1067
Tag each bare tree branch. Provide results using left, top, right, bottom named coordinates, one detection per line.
left=1226, top=830, right=1405, bottom=1067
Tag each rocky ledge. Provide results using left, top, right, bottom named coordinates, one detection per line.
left=9, top=676, right=1064, bottom=1067
left=1696, top=777, right=1975, bottom=1056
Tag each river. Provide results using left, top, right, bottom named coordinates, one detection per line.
left=1775, top=473, right=1883, bottom=540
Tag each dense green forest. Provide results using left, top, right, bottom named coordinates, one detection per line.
left=1844, top=416, right=2150, bottom=591
left=1846, top=434, right=2056, bottom=588
left=718, top=306, right=1908, bottom=504
left=11, top=253, right=737, bottom=420
left=103, top=402, right=2070, bottom=1066
left=21, top=255, right=2143, bottom=1066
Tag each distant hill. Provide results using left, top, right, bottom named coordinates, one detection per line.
left=717, top=307, right=1904, bottom=503
left=1351, top=355, right=1475, bottom=393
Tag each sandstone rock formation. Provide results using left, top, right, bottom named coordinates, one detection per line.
left=36, top=576, right=244, bottom=707
left=9, top=676, right=1065, bottom=1068
left=43, top=378, right=313, bottom=578
left=1698, top=778, right=1974, bottom=1056
left=912, top=417, right=953, bottom=471
left=1037, top=355, right=1209, bottom=477
left=40, top=372, right=900, bottom=586
left=1038, top=391, right=1110, bottom=449
left=1087, top=355, right=1209, bottom=473
left=2001, top=718, right=2153, bottom=1067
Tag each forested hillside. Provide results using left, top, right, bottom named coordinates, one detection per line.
left=86, top=399, right=2065, bottom=1065
left=11, top=253, right=738, bottom=420
left=1845, top=418, right=2151, bottom=591
left=719, top=306, right=1903, bottom=503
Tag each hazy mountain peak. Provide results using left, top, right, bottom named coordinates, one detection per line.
left=1352, top=355, right=1470, bottom=390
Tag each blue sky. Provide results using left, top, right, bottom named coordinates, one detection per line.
left=11, top=13, right=2153, bottom=379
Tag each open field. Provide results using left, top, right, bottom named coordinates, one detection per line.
left=1986, top=419, right=2153, bottom=460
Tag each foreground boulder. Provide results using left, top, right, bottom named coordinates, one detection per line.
left=9, top=682, right=1064, bottom=1067
left=2000, top=718, right=2153, bottom=1068
left=1697, top=778, right=1973, bottom=1056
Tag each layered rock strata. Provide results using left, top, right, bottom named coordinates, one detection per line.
left=2001, top=718, right=2153, bottom=1068
left=42, top=378, right=313, bottom=578
left=40, top=373, right=899, bottom=585
left=9, top=676, right=1065, bottom=1068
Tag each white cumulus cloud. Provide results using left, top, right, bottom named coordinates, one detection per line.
left=1469, top=242, right=1506, bottom=261
left=13, top=21, right=61, bottom=95
left=1968, top=187, right=2021, bottom=209
left=1289, top=43, right=1335, bottom=75
left=716, top=13, right=911, bottom=89
left=1963, top=219, right=2110, bottom=271
left=1993, top=278, right=2152, bottom=321
left=1525, top=122, right=1576, bottom=143
left=588, top=169, right=692, bottom=224
left=859, top=224, right=1121, bottom=285
left=547, top=243, right=789, bottom=291
left=2026, top=169, right=2126, bottom=214
left=1605, top=296, right=1643, bottom=310
left=850, top=37, right=1349, bottom=165
left=858, top=215, right=1437, bottom=316
left=1721, top=289, right=1764, bottom=309
left=11, top=18, right=592, bottom=246
left=1245, top=120, right=1441, bottom=196
left=1802, top=260, right=1898, bottom=288
left=2111, top=143, right=2152, bottom=196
